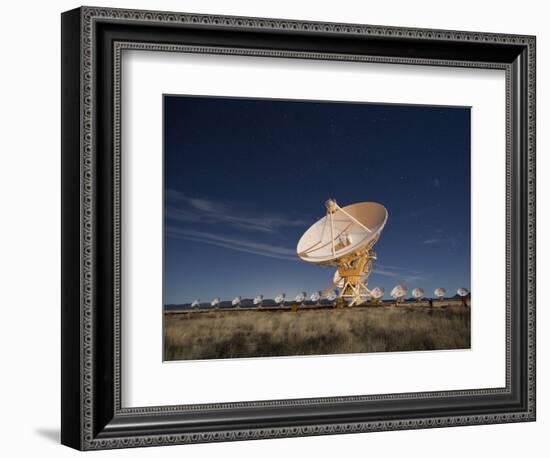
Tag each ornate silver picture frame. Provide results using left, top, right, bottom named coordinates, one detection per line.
left=61, top=6, right=536, bottom=450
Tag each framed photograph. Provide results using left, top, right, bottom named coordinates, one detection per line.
left=61, top=6, right=536, bottom=450
left=162, top=95, right=473, bottom=362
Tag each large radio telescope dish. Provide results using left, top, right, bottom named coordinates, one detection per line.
left=412, top=287, right=425, bottom=301
left=275, top=293, right=286, bottom=305
left=295, top=292, right=306, bottom=303
left=434, top=288, right=446, bottom=300
left=253, top=294, right=263, bottom=306
left=297, top=199, right=388, bottom=306
left=211, top=297, right=220, bottom=308
left=191, top=299, right=200, bottom=308
left=297, top=200, right=387, bottom=265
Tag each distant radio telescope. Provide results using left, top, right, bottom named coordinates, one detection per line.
left=370, top=286, right=385, bottom=303
left=457, top=287, right=470, bottom=305
left=310, top=291, right=321, bottom=304
left=434, top=288, right=446, bottom=300
left=326, top=290, right=338, bottom=302
left=412, top=287, right=425, bottom=301
left=297, top=198, right=388, bottom=306
left=390, top=284, right=408, bottom=303
left=253, top=294, right=263, bottom=307
left=232, top=296, right=241, bottom=308
left=211, top=297, right=220, bottom=308
left=295, top=292, right=307, bottom=304
left=191, top=299, right=200, bottom=308
left=275, top=293, right=286, bottom=306
left=333, top=270, right=345, bottom=288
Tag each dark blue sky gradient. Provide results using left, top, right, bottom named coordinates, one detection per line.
left=164, top=95, right=470, bottom=304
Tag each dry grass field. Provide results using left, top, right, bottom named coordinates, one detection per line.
left=164, top=306, right=470, bottom=361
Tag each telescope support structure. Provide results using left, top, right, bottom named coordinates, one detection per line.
left=324, top=200, right=376, bottom=307
left=337, top=253, right=375, bottom=306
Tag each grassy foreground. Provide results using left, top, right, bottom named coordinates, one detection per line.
left=164, top=306, right=470, bottom=361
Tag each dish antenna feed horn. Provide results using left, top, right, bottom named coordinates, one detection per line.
left=297, top=198, right=388, bottom=307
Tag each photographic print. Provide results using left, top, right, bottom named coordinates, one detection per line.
left=163, top=95, right=471, bottom=361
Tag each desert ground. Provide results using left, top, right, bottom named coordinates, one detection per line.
left=164, top=305, right=470, bottom=361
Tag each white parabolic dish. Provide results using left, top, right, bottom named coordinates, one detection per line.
left=297, top=202, right=388, bottom=265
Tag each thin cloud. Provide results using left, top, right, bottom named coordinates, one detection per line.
left=166, top=190, right=307, bottom=234
left=166, top=227, right=428, bottom=282
left=377, top=263, right=422, bottom=273
left=422, top=238, right=441, bottom=244
left=373, top=268, right=425, bottom=282
left=373, top=269, right=399, bottom=278
left=166, top=226, right=297, bottom=261
left=403, top=274, right=427, bottom=283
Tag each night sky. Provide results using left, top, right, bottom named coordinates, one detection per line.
left=164, top=95, right=470, bottom=304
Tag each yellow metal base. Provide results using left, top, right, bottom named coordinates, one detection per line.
left=337, top=253, right=375, bottom=306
